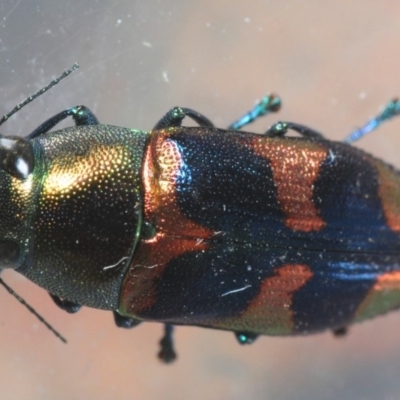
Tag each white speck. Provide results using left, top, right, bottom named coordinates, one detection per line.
left=0, top=138, right=14, bottom=149
left=16, top=158, right=29, bottom=178
left=76, top=240, right=79, bottom=244
left=221, top=284, right=252, bottom=297
left=144, top=264, right=159, bottom=269
left=103, top=256, right=128, bottom=270
left=244, top=17, right=251, bottom=23
left=247, top=266, right=252, bottom=271
left=134, top=263, right=159, bottom=269
left=143, top=41, right=152, bottom=47
left=328, top=149, right=336, bottom=163
left=162, top=71, right=169, bottom=83
left=116, top=19, right=122, bottom=26
left=359, top=92, right=367, bottom=100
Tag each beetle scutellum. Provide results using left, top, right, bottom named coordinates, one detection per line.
left=1, top=65, right=400, bottom=362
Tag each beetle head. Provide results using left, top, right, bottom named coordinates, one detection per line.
left=0, top=135, right=36, bottom=269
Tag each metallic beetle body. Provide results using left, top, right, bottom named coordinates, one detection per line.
left=120, top=126, right=400, bottom=335
left=7, top=123, right=400, bottom=337
left=1, top=74, right=400, bottom=362
left=18, top=125, right=146, bottom=309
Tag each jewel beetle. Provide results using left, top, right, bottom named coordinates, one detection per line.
left=1, top=65, right=400, bottom=363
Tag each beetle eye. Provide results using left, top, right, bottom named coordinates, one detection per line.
left=0, top=136, right=35, bottom=180
left=0, top=240, right=20, bottom=269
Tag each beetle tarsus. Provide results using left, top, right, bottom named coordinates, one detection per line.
left=265, top=121, right=288, bottom=137
left=153, top=107, right=214, bottom=130
left=158, top=324, right=176, bottom=363
left=265, top=121, right=325, bottom=139
left=113, top=311, right=142, bottom=328
left=71, top=105, right=100, bottom=126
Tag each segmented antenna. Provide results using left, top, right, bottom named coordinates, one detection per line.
left=227, top=94, right=282, bottom=131
left=0, top=63, right=79, bottom=127
left=344, top=98, right=400, bottom=143
left=0, top=277, right=67, bottom=343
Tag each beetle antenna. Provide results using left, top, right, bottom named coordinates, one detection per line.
left=0, top=63, right=80, bottom=127
left=344, top=98, right=400, bottom=143
left=0, top=277, right=67, bottom=343
left=227, top=94, right=281, bottom=131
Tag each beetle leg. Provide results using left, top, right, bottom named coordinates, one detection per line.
left=153, top=107, right=214, bottom=130
left=0, top=106, right=99, bottom=180
left=27, top=105, right=99, bottom=139
left=234, top=331, right=259, bottom=345
left=265, top=121, right=325, bottom=139
left=113, top=311, right=142, bottom=329
left=228, top=94, right=281, bottom=130
left=49, top=293, right=82, bottom=314
left=158, top=324, right=177, bottom=363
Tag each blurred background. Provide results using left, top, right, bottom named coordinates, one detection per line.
left=0, top=1, right=400, bottom=399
